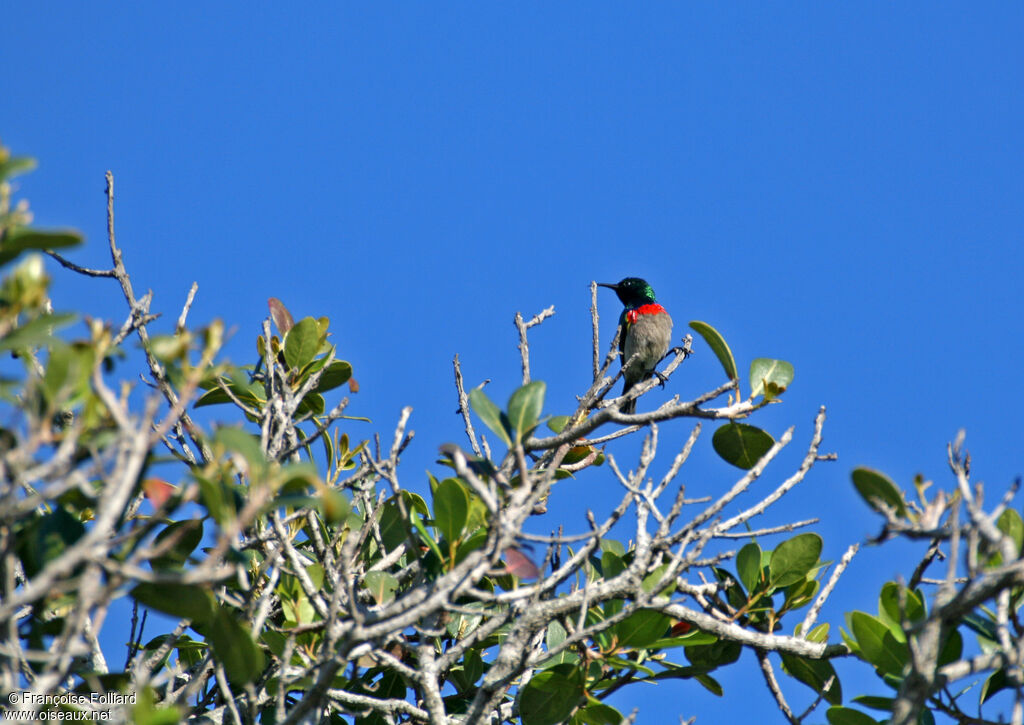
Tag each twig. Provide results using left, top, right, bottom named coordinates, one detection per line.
left=756, top=649, right=798, bottom=724
left=453, top=354, right=482, bottom=457
left=277, top=398, right=350, bottom=460
left=712, top=519, right=820, bottom=539
left=515, top=305, right=556, bottom=385
left=590, top=281, right=600, bottom=381
left=176, top=281, right=199, bottom=333
left=45, top=250, right=116, bottom=278
left=800, top=542, right=859, bottom=637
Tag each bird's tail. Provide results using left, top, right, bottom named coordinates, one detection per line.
left=620, top=379, right=637, bottom=414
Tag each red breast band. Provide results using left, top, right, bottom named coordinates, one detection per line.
left=626, top=303, right=666, bottom=324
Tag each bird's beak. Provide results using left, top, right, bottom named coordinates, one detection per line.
left=596, top=282, right=617, bottom=290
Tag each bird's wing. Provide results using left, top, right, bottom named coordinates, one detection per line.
left=617, top=309, right=630, bottom=355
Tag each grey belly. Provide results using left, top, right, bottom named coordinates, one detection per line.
left=625, top=313, right=672, bottom=372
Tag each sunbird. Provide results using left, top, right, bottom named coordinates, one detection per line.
left=598, top=277, right=673, bottom=413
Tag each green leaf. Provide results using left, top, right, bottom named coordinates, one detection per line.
left=151, top=519, right=204, bottom=569
left=196, top=474, right=228, bottom=525
left=689, top=320, right=738, bottom=382
left=878, top=582, right=925, bottom=638
left=283, top=317, right=321, bottom=370
left=997, top=509, right=1024, bottom=557
left=507, top=381, right=546, bottom=442
left=803, top=622, right=830, bottom=643
left=643, top=659, right=708, bottom=681
left=519, top=664, right=585, bottom=725
left=601, top=550, right=626, bottom=579
left=641, top=563, right=676, bottom=596
left=710, top=567, right=747, bottom=612
left=131, top=688, right=182, bottom=725
left=749, top=358, right=795, bottom=400
left=300, top=352, right=330, bottom=380
left=356, top=670, right=406, bottom=703
left=214, top=427, right=267, bottom=473
left=694, top=673, right=723, bottom=695
left=0, top=155, right=37, bottom=180
left=315, top=316, right=330, bottom=341
left=981, top=668, right=1010, bottom=704
left=852, top=467, right=907, bottom=517
left=194, top=378, right=266, bottom=409
left=130, top=582, right=216, bottom=623
left=450, top=647, right=485, bottom=693
left=596, top=655, right=656, bottom=677
left=962, top=611, right=999, bottom=642
left=0, top=313, right=75, bottom=351
left=600, top=539, right=626, bottom=557
left=684, top=639, right=741, bottom=670
left=600, top=552, right=626, bottom=618
left=447, top=602, right=486, bottom=642
left=410, top=508, right=444, bottom=563
left=17, top=507, right=86, bottom=577
left=736, top=542, right=763, bottom=594
left=207, top=605, right=265, bottom=685
left=377, top=499, right=410, bottom=553
left=468, top=388, right=513, bottom=447
left=261, top=630, right=287, bottom=659
left=573, top=703, right=624, bottom=725
left=296, top=391, right=325, bottom=416
left=840, top=622, right=860, bottom=657
left=938, top=627, right=962, bottom=667
left=614, top=610, right=672, bottom=650
left=851, top=695, right=895, bottom=712
left=319, top=488, right=350, bottom=525
left=826, top=706, right=882, bottom=725
left=455, top=530, right=488, bottom=566
left=42, top=341, right=74, bottom=404
left=780, top=652, right=842, bottom=705
left=781, top=577, right=819, bottom=611
left=42, top=505, right=85, bottom=561
left=0, top=228, right=82, bottom=265
left=849, top=611, right=907, bottom=676
left=769, top=533, right=823, bottom=589
left=546, top=620, right=567, bottom=650
left=540, top=620, right=577, bottom=666
left=433, top=477, right=470, bottom=546
left=712, top=422, right=775, bottom=469
left=547, top=415, right=570, bottom=433
left=306, top=563, right=325, bottom=590
left=363, top=571, right=399, bottom=605
left=645, top=630, right=715, bottom=652
left=313, top=360, right=352, bottom=393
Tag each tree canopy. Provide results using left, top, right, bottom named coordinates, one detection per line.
left=1, top=142, right=1023, bottom=725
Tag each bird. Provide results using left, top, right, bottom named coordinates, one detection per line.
left=598, top=277, right=673, bottom=413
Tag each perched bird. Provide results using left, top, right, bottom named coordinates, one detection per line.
left=598, top=277, right=673, bottom=413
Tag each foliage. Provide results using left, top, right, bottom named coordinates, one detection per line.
left=1, top=141, right=1023, bottom=725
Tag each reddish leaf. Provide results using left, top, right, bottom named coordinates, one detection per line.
left=671, top=621, right=692, bottom=636
left=143, top=478, right=175, bottom=508
left=268, top=297, right=294, bottom=334
left=348, top=377, right=360, bottom=393
left=504, top=547, right=540, bottom=579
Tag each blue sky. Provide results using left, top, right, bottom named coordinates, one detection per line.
left=5, top=4, right=1024, bottom=722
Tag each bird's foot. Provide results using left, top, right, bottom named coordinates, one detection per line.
left=653, top=370, right=669, bottom=389
left=669, top=344, right=693, bottom=360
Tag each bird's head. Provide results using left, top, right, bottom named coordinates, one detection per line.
left=597, top=277, right=657, bottom=308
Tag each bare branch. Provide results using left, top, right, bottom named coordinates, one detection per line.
left=515, top=305, right=555, bottom=385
